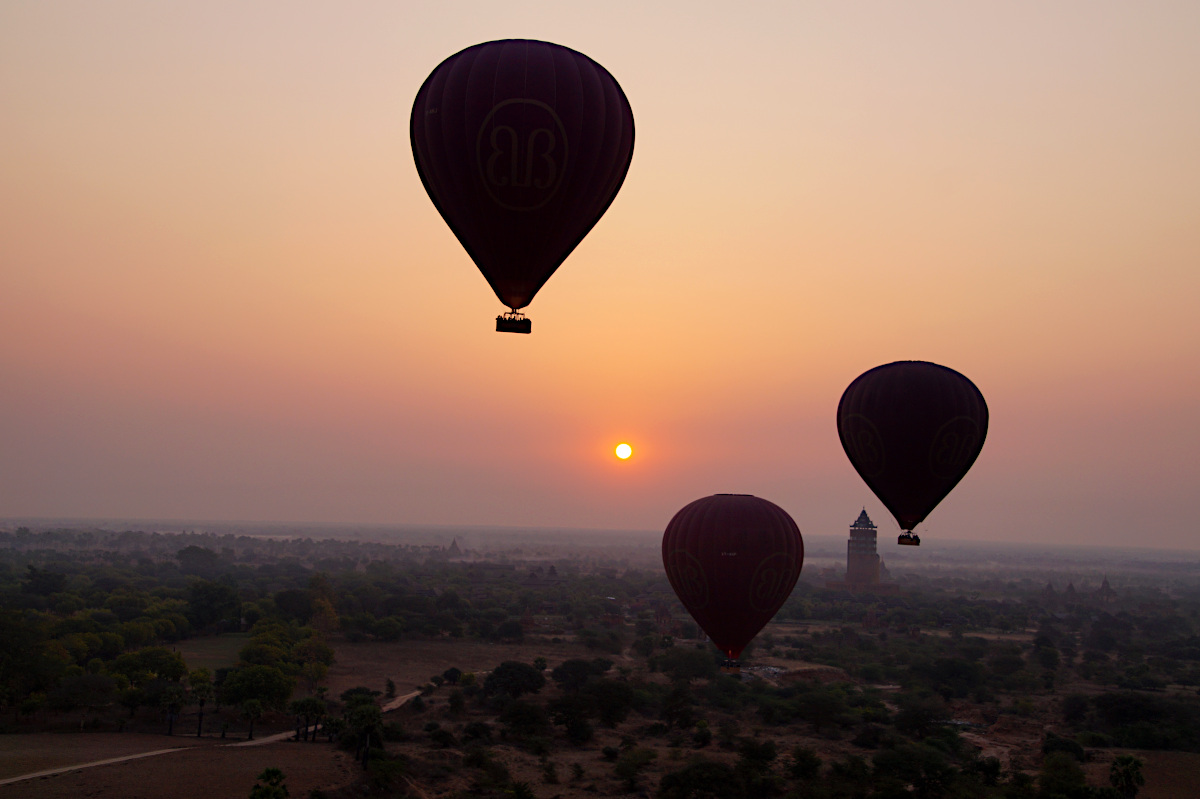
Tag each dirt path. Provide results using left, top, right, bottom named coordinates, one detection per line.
left=382, top=690, right=421, bottom=713
left=0, top=690, right=423, bottom=785
left=0, top=747, right=186, bottom=787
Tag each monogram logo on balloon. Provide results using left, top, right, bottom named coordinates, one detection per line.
left=748, top=553, right=795, bottom=613
left=665, top=549, right=710, bottom=611
left=476, top=99, right=569, bottom=211
left=928, top=416, right=982, bottom=478
left=841, top=414, right=886, bottom=478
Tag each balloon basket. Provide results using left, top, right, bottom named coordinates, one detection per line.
left=897, top=533, right=921, bottom=546
left=496, top=312, right=531, bottom=334
left=720, top=659, right=741, bottom=675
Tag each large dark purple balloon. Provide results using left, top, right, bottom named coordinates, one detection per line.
left=662, top=494, right=804, bottom=661
left=410, top=40, right=635, bottom=313
left=837, top=361, right=989, bottom=533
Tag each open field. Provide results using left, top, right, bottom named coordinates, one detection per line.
left=174, top=633, right=249, bottom=673
left=0, top=733, right=210, bottom=781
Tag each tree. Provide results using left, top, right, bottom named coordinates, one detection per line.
left=22, top=566, right=67, bottom=596
left=1110, top=755, right=1145, bottom=799
left=614, top=748, right=657, bottom=791
left=189, top=669, right=214, bottom=737
left=160, top=683, right=187, bottom=736
left=248, top=767, right=289, bottom=799
left=187, top=580, right=241, bottom=630
left=788, top=747, right=822, bottom=781
left=584, top=679, right=635, bottom=726
left=241, top=699, right=264, bottom=741
left=176, top=546, right=223, bottom=578
left=483, top=661, right=545, bottom=698
left=654, top=647, right=717, bottom=684
left=222, top=665, right=294, bottom=710
left=288, top=697, right=326, bottom=741
left=551, top=659, right=601, bottom=692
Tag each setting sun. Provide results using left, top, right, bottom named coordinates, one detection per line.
left=615, top=443, right=633, bottom=460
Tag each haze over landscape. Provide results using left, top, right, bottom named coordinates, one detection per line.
left=2, top=3, right=1199, bottom=545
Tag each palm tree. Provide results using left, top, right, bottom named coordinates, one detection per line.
left=160, top=685, right=187, bottom=736
left=1110, top=755, right=1145, bottom=799
left=287, top=696, right=326, bottom=741
left=241, top=699, right=264, bottom=741
left=188, top=669, right=213, bottom=738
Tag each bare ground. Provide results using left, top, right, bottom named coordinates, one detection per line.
left=0, top=740, right=354, bottom=799
left=0, top=733, right=210, bottom=781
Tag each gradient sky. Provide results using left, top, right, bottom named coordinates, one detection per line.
left=2, top=2, right=1198, bottom=548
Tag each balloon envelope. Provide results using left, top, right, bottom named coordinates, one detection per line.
left=662, top=494, right=804, bottom=661
left=837, top=361, right=988, bottom=533
left=410, top=39, right=635, bottom=312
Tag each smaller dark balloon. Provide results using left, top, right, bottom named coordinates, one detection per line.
left=662, top=494, right=804, bottom=661
left=837, top=361, right=988, bottom=534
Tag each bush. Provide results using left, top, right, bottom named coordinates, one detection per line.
left=788, top=747, right=822, bottom=781
left=1043, top=732, right=1087, bottom=761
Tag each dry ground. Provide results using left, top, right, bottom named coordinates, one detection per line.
left=1083, top=749, right=1200, bottom=799
left=0, top=740, right=354, bottom=799
left=0, top=733, right=210, bottom=780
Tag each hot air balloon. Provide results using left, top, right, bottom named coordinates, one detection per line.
left=410, top=40, right=635, bottom=333
left=837, top=361, right=988, bottom=546
left=662, top=494, right=804, bottom=670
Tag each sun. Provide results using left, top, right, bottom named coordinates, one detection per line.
left=615, top=443, right=633, bottom=460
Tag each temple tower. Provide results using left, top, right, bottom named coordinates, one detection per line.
left=846, top=509, right=880, bottom=584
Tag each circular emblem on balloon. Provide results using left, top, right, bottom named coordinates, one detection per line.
left=928, top=416, right=983, bottom=479
left=748, top=552, right=797, bottom=613
left=476, top=99, right=569, bottom=211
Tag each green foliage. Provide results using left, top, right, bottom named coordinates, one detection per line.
left=1042, top=732, right=1086, bottom=762
left=788, top=746, right=822, bottom=780
left=484, top=661, right=546, bottom=698
left=248, top=767, right=289, bottom=799
left=654, top=647, right=718, bottom=684
left=614, top=747, right=657, bottom=790
left=223, top=664, right=294, bottom=710
left=1109, top=755, right=1144, bottom=799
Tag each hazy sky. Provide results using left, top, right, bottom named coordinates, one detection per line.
left=2, top=2, right=1198, bottom=548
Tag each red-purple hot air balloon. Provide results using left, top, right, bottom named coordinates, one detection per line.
left=410, top=40, right=635, bottom=333
left=662, top=494, right=804, bottom=666
left=837, top=361, right=989, bottom=546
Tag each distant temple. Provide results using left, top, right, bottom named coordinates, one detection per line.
left=827, top=509, right=899, bottom=594
left=846, top=509, right=880, bottom=584
left=1042, top=575, right=1117, bottom=607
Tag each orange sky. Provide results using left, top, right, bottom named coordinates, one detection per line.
left=1, top=2, right=1198, bottom=548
